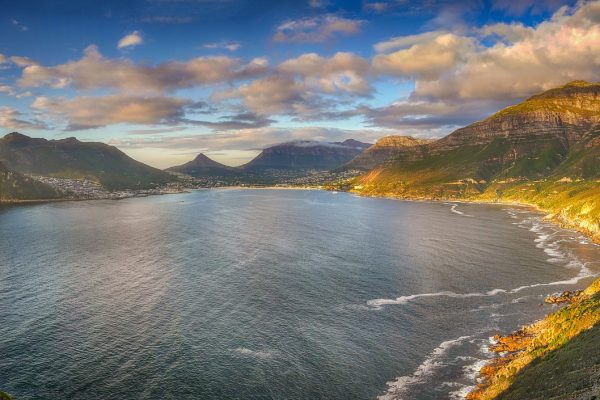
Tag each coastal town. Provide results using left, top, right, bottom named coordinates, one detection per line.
left=29, top=175, right=188, bottom=200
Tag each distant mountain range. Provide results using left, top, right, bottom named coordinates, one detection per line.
left=166, top=139, right=372, bottom=182
left=0, top=132, right=174, bottom=191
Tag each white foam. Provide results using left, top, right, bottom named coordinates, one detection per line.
left=231, top=347, right=274, bottom=360
left=378, top=336, right=471, bottom=400
left=450, top=204, right=472, bottom=217
left=368, top=289, right=507, bottom=309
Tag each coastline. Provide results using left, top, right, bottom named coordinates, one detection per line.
left=339, top=187, right=600, bottom=398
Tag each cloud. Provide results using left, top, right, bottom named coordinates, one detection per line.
left=373, top=33, right=476, bottom=80
left=212, top=52, right=372, bottom=120
left=11, top=19, right=28, bottom=32
left=0, top=85, right=16, bottom=96
left=109, top=126, right=383, bottom=153
left=278, top=52, right=372, bottom=94
left=10, top=56, right=38, bottom=67
left=214, top=75, right=307, bottom=115
left=31, top=95, right=189, bottom=130
left=203, top=41, right=241, bottom=52
left=18, top=45, right=268, bottom=93
left=364, top=2, right=390, bottom=13
left=0, top=54, right=7, bottom=64
left=183, top=112, right=274, bottom=130
left=140, top=16, right=194, bottom=24
left=491, top=0, right=568, bottom=16
left=373, top=0, right=600, bottom=102
left=273, top=15, right=365, bottom=43
left=117, top=31, right=143, bottom=49
left=356, top=98, right=509, bottom=131
left=0, top=107, right=46, bottom=130
left=309, top=0, right=328, bottom=8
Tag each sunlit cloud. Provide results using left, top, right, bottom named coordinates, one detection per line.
left=0, top=107, right=46, bottom=130
left=117, top=31, right=144, bottom=49
left=31, top=95, right=189, bottom=130
left=17, top=46, right=268, bottom=93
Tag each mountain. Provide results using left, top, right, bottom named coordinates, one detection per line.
left=342, top=135, right=433, bottom=170
left=0, top=132, right=175, bottom=190
left=166, top=153, right=239, bottom=177
left=337, top=81, right=599, bottom=242
left=0, top=161, right=61, bottom=201
left=241, top=139, right=371, bottom=172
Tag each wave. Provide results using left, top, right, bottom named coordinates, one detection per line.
left=450, top=204, right=472, bottom=217
left=369, top=210, right=597, bottom=310
left=368, top=268, right=596, bottom=309
left=231, top=347, right=275, bottom=360
left=368, top=289, right=507, bottom=309
left=378, top=336, right=471, bottom=400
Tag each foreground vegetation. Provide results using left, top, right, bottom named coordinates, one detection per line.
left=468, top=279, right=600, bottom=399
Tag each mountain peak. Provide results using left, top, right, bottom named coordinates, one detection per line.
left=2, top=132, right=31, bottom=144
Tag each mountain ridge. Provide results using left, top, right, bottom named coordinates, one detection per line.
left=333, top=81, right=599, bottom=242
left=0, top=132, right=175, bottom=190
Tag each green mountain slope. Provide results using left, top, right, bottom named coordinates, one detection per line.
left=0, top=132, right=175, bottom=190
left=0, top=161, right=61, bottom=201
left=343, top=81, right=600, bottom=241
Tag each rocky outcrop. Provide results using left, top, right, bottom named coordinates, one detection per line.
left=342, top=135, right=433, bottom=170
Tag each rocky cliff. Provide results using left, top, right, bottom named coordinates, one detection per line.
left=343, top=135, right=433, bottom=170
left=337, top=81, right=599, bottom=242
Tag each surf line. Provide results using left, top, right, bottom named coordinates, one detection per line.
left=367, top=266, right=596, bottom=309
left=450, top=204, right=472, bottom=217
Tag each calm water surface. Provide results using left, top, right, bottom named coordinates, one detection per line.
left=1, top=189, right=599, bottom=399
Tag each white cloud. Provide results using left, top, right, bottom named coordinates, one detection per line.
left=31, top=95, right=189, bottom=130
left=373, top=33, right=476, bottom=80
left=273, top=15, right=365, bottom=43
left=18, top=45, right=268, bottom=93
left=203, top=41, right=241, bottom=52
left=373, top=1, right=600, bottom=101
left=117, top=31, right=143, bottom=49
left=278, top=52, right=372, bottom=94
left=11, top=19, right=28, bottom=32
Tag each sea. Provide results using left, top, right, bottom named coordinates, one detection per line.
left=1, top=189, right=599, bottom=399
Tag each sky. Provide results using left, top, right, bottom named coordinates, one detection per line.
left=0, top=0, right=599, bottom=168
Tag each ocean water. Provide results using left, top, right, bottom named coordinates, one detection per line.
left=0, top=189, right=599, bottom=399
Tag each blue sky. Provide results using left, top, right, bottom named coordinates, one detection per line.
left=0, top=0, right=597, bottom=167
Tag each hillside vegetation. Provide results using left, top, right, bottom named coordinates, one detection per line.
left=468, top=279, right=600, bottom=399
left=0, top=161, right=61, bottom=202
left=0, top=132, right=174, bottom=190
left=340, top=81, right=600, bottom=243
